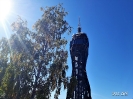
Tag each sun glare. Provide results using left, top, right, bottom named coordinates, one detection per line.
left=0, top=0, right=12, bottom=21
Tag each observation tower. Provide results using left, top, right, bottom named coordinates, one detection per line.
left=68, top=19, right=92, bottom=99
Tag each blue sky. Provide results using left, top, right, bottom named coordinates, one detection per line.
left=0, top=0, right=133, bottom=99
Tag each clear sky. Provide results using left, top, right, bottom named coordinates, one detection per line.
left=0, top=0, right=133, bottom=99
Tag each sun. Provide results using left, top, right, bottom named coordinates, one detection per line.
left=0, top=0, right=12, bottom=21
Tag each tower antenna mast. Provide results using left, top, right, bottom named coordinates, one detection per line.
left=78, top=17, right=81, bottom=27
left=78, top=17, right=81, bottom=33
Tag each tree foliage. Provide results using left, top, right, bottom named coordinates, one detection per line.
left=0, top=4, right=72, bottom=99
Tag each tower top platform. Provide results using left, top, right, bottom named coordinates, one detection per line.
left=72, top=32, right=88, bottom=39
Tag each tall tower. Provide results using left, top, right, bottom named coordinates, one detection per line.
left=68, top=19, right=92, bottom=99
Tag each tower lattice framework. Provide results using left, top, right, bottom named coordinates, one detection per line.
left=67, top=22, right=92, bottom=99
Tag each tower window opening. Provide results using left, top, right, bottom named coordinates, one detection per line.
left=80, top=72, right=82, bottom=77
left=79, top=80, right=82, bottom=84
left=75, top=62, right=78, bottom=67
left=87, top=91, right=90, bottom=97
left=76, top=69, right=78, bottom=74
left=79, top=65, right=82, bottom=68
left=75, top=56, right=78, bottom=61
left=82, top=94, right=84, bottom=99
left=74, top=91, right=75, bottom=98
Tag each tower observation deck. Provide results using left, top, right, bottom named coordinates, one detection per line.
left=67, top=20, right=92, bottom=99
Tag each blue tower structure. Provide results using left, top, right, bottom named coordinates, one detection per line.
left=68, top=20, right=92, bottom=99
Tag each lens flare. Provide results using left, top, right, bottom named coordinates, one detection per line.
left=0, top=0, right=12, bottom=21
